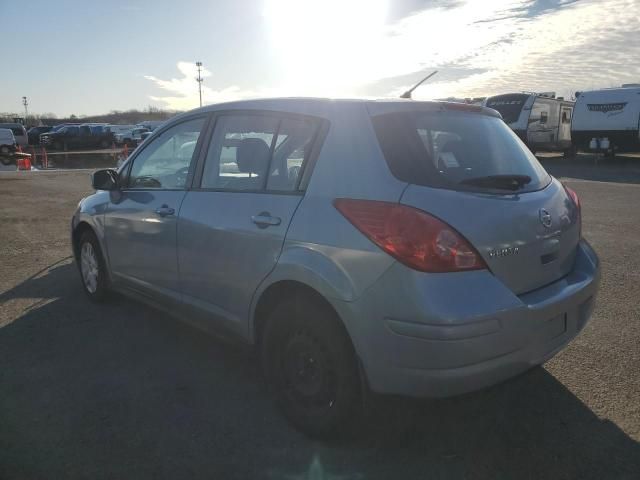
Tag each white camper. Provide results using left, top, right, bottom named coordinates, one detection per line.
left=484, top=93, right=574, bottom=154
left=571, top=85, right=640, bottom=155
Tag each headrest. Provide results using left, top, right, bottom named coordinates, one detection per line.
left=237, top=138, right=270, bottom=174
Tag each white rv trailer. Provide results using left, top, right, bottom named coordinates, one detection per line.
left=571, top=85, right=640, bottom=155
left=483, top=93, right=574, bottom=154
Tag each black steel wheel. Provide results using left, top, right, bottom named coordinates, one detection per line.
left=261, top=295, right=361, bottom=438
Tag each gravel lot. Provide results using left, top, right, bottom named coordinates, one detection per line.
left=1, top=158, right=639, bottom=479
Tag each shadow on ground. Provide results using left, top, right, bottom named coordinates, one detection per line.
left=541, top=154, right=640, bottom=184
left=1, top=260, right=639, bottom=479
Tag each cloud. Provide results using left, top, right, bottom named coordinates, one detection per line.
left=381, top=0, right=640, bottom=100
left=145, top=0, right=640, bottom=107
left=144, top=62, right=263, bottom=110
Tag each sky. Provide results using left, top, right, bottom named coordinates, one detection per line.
left=1, top=0, right=639, bottom=117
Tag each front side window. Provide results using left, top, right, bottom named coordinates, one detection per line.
left=127, top=117, right=205, bottom=189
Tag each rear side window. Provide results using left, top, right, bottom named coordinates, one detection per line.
left=201, top=113, right=321, bottom=192
left=371, top=111, right=550, bottom=193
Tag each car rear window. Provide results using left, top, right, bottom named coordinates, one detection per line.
left=371, top=110, right=550, bottom=193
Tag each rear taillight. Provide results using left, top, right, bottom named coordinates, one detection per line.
left=563, top=184, right=582, bottom=236
left=564, top=185, right=580, bottom=211
left=334, top=199, right=486, bottom=273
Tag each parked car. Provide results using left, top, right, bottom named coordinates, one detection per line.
left=114, top=127, right=150, bottom=146
left=27, top=126, right=52, bottom=145
left=0, top=123, right=28, bottom=147
left=106, top=124, right=137, bottom=136
left=71, top=98, right=600, bottom=437
left=136, top=120, right=165, bottom=131
left=40, top=124, right=115, bottom=150
left=0, top=128, right=17, bottom=165
left=139, top=131, right=153, bottom=143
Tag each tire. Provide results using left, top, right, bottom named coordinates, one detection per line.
left=77, top=230, right=110, bottom=302
left=563, top=146, right=577, bottom=158
left=261, top=295, right=361, bottom=438
left=0, top=155, right=12, bottom=165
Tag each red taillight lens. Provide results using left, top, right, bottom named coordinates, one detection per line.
left=563, top=184, right=582, bottom=237
left=334, top=199, right=487, bottom=273
left=564, top=185, right=580, bottom=211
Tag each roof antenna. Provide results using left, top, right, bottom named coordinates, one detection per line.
left=400, top=70, right=438, bottom=99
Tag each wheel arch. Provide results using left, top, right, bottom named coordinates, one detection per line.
left=251, top=279, right=356, bottom=355
left=71, top=221, right=95, bottom=260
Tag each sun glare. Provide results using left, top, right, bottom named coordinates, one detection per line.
left=264, top=0, right=388, bottom=95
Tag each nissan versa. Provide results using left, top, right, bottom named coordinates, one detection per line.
left=71, top=98, right=600, bottom=437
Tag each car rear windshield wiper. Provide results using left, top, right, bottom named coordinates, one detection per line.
left=459, top=174, right=532, bottom=191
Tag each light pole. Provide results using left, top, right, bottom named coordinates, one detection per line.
left=22, top=96, right=28, bottom=118
left=195, top=62, right=203, bottom=107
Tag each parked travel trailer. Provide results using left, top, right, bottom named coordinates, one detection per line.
left=483, top=93, right=574, bottom=154
left=571, top=85, right=640, bottom=155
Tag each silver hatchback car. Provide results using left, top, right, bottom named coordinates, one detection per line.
left=72, top=98, right=600, bottom=436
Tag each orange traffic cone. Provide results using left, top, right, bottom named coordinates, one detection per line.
left=17, top=156, right=31, bottom=170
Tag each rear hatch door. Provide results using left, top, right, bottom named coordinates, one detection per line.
left=370, top=103, right=580, bottom=294
left=400, top=181, right=579, bottom=294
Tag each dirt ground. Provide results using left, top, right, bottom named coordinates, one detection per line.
left=1, top=160, right=639, bottom=479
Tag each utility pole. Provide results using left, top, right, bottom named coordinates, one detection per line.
left=195, top=62, right=203, bottom=107
left=22, top=96, right=28, bottom=118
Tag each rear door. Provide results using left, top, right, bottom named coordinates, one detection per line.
left=559, top=106, right=572, bottom=142
left=177, top=112, right=323, bottom=336
left=370, top=106, right=580, bottom=295
left=528, top=99, right=553, bottom=147
left=104, top=116, right=207, bottom=301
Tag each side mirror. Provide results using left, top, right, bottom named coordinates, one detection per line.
left=92, top=169, right=119, bottom=190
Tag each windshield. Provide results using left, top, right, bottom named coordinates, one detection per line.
left=485, top=94, right=529, bottom=124
left=371, top=110, right=550, bottom=193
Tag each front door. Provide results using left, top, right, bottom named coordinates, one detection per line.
left=178, top=113, right=323, bottom=336
left=104, top=116, right=207, bottom=301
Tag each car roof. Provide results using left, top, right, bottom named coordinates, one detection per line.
left=179, top=97, right=500, bottom=119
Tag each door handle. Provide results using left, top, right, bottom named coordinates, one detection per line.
left=155, top=205, right=175, bottom=217
left=251, top=212, right=281, bottom=228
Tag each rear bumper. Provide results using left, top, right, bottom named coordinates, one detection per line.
left=337, top=239, right=600, bottom=398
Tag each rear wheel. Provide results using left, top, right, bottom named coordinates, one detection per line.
left=261, top=296, right=361, bottom=438
left=77, top=230, right=110, bottom=302
left=563, top=146, right=577, bottom=158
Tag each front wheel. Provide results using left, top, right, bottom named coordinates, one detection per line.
left=77, top=230, right=110, bottom=302
left=261, top=296, right=361, bottom=438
